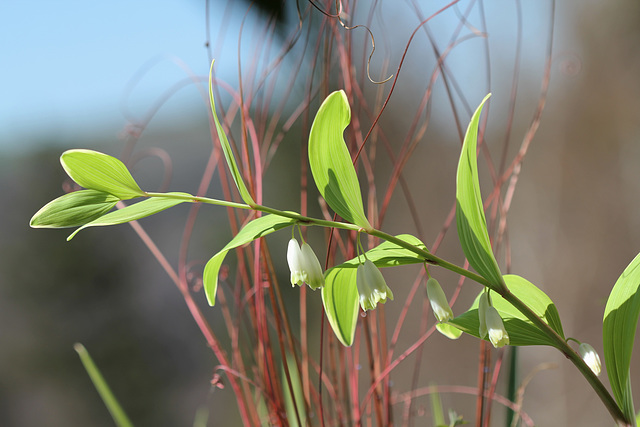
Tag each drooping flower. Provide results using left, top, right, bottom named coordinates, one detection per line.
left=485, top=305, right=509, bottom=348
left=477, top=292, right=509, bottom=348
left=478, top=291, right=490, bottom=339
left=426, top=278, right=454, bottom=322
left=579, top=343, right=601, bottom=376
left=287, top=238, right=325, bottom=290
left=356, top=259, right=394, bottom=311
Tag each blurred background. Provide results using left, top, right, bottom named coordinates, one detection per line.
left=2, top=0, right=640, bottom=425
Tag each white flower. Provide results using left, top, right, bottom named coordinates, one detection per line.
left=478, top=292, right=509, bottom=347
left=579, top=343, right=601, bottom=376
left=356, top=259, right=393, bottom=311
left=286, top=238, right=325, bottom=290
left=426, top=278, right=454, bottom=322
left=485, top=305, right=509, bottom=348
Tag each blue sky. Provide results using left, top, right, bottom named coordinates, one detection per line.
left=1, top=1, right=576, bottom=152
left=1, top=0, right=215, bottom=149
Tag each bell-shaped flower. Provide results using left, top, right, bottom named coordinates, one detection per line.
left=287, top=239, right=325, bottom=290
left=579, top=343, right=601, bottom=376
left=356, top=259, right=394, bottom=311
left=485, top=305, right=509, bottom=348
left=478, top=292, right=490, bottom=339
left=426, top=278, right=454, bottom=322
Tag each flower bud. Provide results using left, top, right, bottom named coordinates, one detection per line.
left=426, top=278, right=454, bottom=322
left=478, top=292, right=490, bottom=339
left=356, top=259, right=393, bottom=311
left=579, top=343, right=601, bottom=376
left=485, top=305, right=509, bottom=348
left=287, top=238, right=325, bottom=289
left=299, top=242, right=325, bottom=289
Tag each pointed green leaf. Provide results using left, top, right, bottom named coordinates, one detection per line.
left=309, top=90, right=371, bottom=230
left=436, top=323, right=463, bottom=340
left=208, top=61, right=255, bottom=206
left=74, top=343, right=133, bottom=427
left=603, top=251, right=640, bottom=420
left=339, top=234, right=429, bottom=268
left=448, top=275, right=564, bottom=346
left=455, top=94, right=505, bottom=290
left=60, top=150, right=145, bottom=199
left=30, top=189, right=119, bottom=228
left=322, top=266, right=359, bottom=346
left=203, top=214, right=296, bottom=305
left=67, top=193, right=192, bottom=240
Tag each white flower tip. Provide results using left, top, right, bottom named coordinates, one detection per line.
left=357, top=260, right=393, bottom=311
left=300, top=242, right=325, bottom=289
left=426, top=278, right=453, bottom=322
left=287, top=238, right=325, bottom=289
left=579, top=343, right=601, bottom=376
left=485, top=306, right=509, bottom=348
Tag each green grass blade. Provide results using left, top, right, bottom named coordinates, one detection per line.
left=429, top=382, right=446, bottom=427
left=455, top=94, right=505, bottom=290
left=192, top=406, right=209, bottom=427
left=74, top=343, right=134, bottom=427
left=506, top=346, right=518, bottom=426
left=308, top=90, right=371, bottom=230
left=282, top=353, right=306, bottom=427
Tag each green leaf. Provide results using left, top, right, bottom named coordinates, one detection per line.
left=67, top=193, right=192, bottom=240
left=309, top=90, right=371, bottom=230
left=30, top=189, right=119, bottom=228
left=449, top=275, right=564, bottom=347
left=455, top=94, right=505, bottom=290
left=74, top=343, right=133, bottom=427
left=203, top=214, right=296, bottom=305
left=321, top=234, right=426, bottom=346
left=339, top=234, right=429, bottom=269
left=322, top=266, right=359, bottom=346
left=60, top=150, right=145, bottom=200
left=208, top=61, right=255, bottom=206
left=603, top=251, right=640, bottom=420
left=282, top=353, right=306, bottom=427
left=436, top=323, right=463, bottom=340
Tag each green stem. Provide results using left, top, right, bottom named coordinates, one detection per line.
left=369, top=229, right=493, bottom=288
left=144, top=191, right=361, bottom=232
left=145, top=191, right=631, bottom=424
left=144, top=191, right=252, bottom=210
left=504, top=291, right=630, bottom=426
left=254, top=204, right=361, bottom=232
left=362, top=230, right=631, bottom=425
